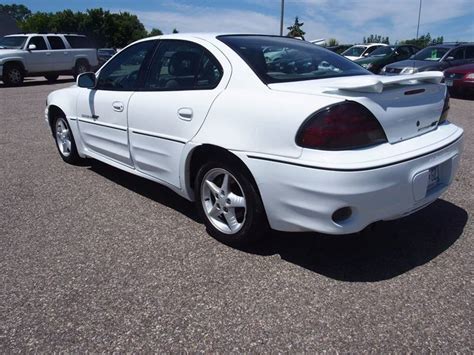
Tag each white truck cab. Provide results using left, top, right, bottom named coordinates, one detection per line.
left=0, top=33, right=99, bottom=86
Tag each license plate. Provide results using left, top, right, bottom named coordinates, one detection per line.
left=427, top=166, right=440, bottom=191
left=445, top=79, right=453, bottom=87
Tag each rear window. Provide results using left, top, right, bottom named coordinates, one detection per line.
left=65, top=35, right=94, bottom=49
left=218, top=35, right=369, bottom=84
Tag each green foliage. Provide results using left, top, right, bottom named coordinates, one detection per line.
left=172, top=28, right=179, bottom=34
left=0, top=3, right=31, bottom=22
left=399, top=33, right=444, bottom=48
left=18, top=8, right=148, bottom=48
left=327, top=38, right=339, bottom=46
left=363, top=34, right=390, bottom=44
left=287, top=16, right=305, bottom=40
left=148, top=28, right=163, bottom=37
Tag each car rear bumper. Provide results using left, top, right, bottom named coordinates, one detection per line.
left=239, top=134, right=463, bottom=234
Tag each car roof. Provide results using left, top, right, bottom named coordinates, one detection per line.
left=5, top=33, right=86, bottom=37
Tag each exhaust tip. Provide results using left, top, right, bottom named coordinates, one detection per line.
left=332, top=207, right=353, bottom=224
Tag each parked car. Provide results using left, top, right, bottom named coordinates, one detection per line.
left=46, top=34, right=463, bottom=247
left=381, top=43, right=474, bottom=75
left=0, top=33, right=99, bottom=86
left=355, top=45, right=420, bottom=74
left=341, top=43, right=388, bottom=60
left=97, top=48, right=117, bottom=66
left=444, top=63, right=474, bottom=98
left=326, top=44, right=353, bottom=54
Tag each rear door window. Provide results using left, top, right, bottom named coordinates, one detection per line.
left=465, top=46, right=474, bottom=60
left=65, top=36, right=93, bottom=49
left=47, top=36, right=66, bottom=50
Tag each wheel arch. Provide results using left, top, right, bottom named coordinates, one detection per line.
left=47, top=105, right=66, bottom=136
left=183, top=144, right=260, bottom=202
left=3, top=59, right=26, bottom=73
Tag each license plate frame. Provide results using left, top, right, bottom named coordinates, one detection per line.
left=427, top=166, right=440, bottom=191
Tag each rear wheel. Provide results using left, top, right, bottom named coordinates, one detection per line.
left=45, top=74, right=59, bottom=83
left=54, top=116, right=81, bottom=164
left=3, top=64, right=24, bottom=86
left=195, top=159, right=267, bottom=247
left=73, top=61, right=89, bottom=79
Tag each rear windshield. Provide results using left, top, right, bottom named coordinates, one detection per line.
left=218, top=35, right=369, bottom=84
left=413, top=47, right=450, bottom=61
left=341, top=46, right=367, bottom=57
left=0, top=36, right=27, bottom=49
left=65, top=35, right=95, bottom=49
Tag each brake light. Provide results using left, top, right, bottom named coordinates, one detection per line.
left=439, top=92, right=449, bottom=124
left=296, top=101, right=387, bottom=150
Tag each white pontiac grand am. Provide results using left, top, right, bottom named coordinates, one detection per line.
left=45, top=34, right=463, bottom=246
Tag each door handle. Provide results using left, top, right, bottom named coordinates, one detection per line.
left=112, top=101, right=124, bottom=112
left=178, top=107, right=193, bottom=121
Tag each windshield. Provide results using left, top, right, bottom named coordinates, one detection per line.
left=413, top=47, right=449, bottom=61
left=0, top=36, right=27, bottom=49
left=369, top=46, right=394, bottom=57
left=219, top=36, right=369, bottom=84
left=341, top=46, right=367, bottom=57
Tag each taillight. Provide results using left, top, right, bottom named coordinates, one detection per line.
left=296, top=101, right=387, bottom=150
left=439, top=92, right=450, bottom=124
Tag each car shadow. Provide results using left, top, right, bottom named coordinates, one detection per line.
left=0, top=77, right=75, bottom=88
left=86, top=160, right=467, bottom=282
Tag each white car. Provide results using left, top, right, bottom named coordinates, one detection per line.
left=342, top=43, right=388, bottom=61
left=0, top=33, right=99, bottom=86
left=46, top=34, right=463, bottom=246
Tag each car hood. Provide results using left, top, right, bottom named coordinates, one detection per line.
left=0, top=48, right=24, bottom=58
left=386, top=59, right=440, bottom=70
left=444, top=63, right=474, bottom=74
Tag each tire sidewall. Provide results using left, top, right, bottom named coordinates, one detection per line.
left=195, top=159, right=266, bottom=247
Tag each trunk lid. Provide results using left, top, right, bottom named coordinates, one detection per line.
left=268, top=72, right=446, bottom=143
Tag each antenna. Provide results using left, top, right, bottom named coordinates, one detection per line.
left=416, top=0, right=422, bottom=40
left=280, top=0, right=285, bottom=36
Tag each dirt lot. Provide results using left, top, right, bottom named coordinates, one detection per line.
left=0, top=77, right=473, bottom=352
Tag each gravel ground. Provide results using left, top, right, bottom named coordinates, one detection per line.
left=0, top=77, right=473, bottom=352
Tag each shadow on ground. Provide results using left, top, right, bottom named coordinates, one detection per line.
left=0, top=77, right=74, bottom=88
left=87, top=159, right=467, bottom=282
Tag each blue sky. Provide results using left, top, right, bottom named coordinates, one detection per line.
left=5, top=0, right=474, bottom=43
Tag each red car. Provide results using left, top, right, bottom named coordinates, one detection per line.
left=444, top=63, right=474, bottom=98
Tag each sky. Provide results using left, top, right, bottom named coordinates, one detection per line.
left=4, top=0, right=474, bottom=43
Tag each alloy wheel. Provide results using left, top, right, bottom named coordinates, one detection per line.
left=55, top=118, right=72, bottom=157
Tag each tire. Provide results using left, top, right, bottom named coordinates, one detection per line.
left=194, top=159, right=267, bottom=247
left=53, top=115, right=81, bottom=164
left=3, top=64, right=24, bottom=86
left=73, top=61, right=90, bottom=79
left=45, top=74, right=59, bottom=83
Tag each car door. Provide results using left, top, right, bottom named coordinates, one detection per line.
left=46, top=35, right=69, bottom=71
left=24, top=36, right=51, bottom=73
left=76, top=40, right=156, bottom=166
left=127, top=39, right=231, bottom=187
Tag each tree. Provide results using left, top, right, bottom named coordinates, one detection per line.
left=399, top=33, right=443, bottom=48
left=0, top=4, right=31, bottom=22
left=363, top=34, right=390, bottom=44
left=172, top=28, right=179, bottom=34
left=327, top=38, right=339, bottom=46
left=287, top=16, right=305, bottom=40
left=148, top=28, right=163, bottom=37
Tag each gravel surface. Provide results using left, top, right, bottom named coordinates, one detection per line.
left=1, top=77, right=473, bottom=352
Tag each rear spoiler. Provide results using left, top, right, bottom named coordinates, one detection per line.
left=326, top=71, right=444, bottom=94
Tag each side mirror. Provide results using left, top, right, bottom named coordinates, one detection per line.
left=394, top=51, right=400, bottom=56
left=27, top=44, right=37, bottom=51
left=363, top=52, right=370, bottom=57
left=77, top=72, right=96, bottom=89
left=445, top=56, right=454, bottom=61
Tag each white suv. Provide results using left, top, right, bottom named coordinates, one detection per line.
left=0, top=33, right=99, bottom=86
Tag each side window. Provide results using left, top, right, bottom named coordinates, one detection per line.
left=47, top=36, right=66, bottom=50
left=450, top=48, right=465, bottom=60
left=97, top=40, right=156, bottom=91
left=144, top=40, right=223, bottom=90
left=28, top=36, right=47, bottom=50
left=364, top=46, right=379, bottom=55
left=465, top=46, right=474, bottom=59
left=398, top=46, right=411, bottom=57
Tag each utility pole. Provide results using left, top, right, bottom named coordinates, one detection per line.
left=416, top=0, right=422, bottom=39
left=280, top=0, right=285, bottom=36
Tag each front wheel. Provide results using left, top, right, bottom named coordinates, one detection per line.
left=54, top=116, right=81, bottom=164
left=195, top=160, right=267, bottom=247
